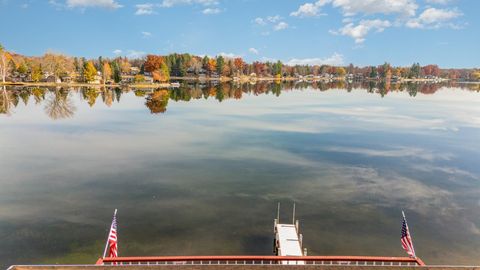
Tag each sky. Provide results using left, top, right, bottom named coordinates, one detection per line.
left=0, top=0, right=478, bottom=68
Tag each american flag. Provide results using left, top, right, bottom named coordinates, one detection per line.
left=107, top=210, right=118, bottom=258
left=401, top=211, right=416, bottom=258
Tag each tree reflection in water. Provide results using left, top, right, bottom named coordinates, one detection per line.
left=0, top=86, right=14, bottom=115
left=146, top=89, right=169, bottom=114
left=1, top=81, right=479, bottom=119
left=44, top=89, right=76, bottom=120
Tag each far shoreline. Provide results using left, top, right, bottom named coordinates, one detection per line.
left=0, top=76, right=460, bottom=88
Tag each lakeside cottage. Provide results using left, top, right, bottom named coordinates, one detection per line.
left=45, top=75, right=61, bottom=83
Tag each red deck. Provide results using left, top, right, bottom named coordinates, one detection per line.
left=97, top=256, right=425, bottom=266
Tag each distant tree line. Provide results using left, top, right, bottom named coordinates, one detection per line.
left=1, top=43, right=479, bottom=84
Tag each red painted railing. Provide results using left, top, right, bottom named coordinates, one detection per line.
left=97, top=255, right=425, bottom=266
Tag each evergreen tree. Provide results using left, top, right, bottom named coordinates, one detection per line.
left=370, top=66, right=378, bottom=78
left=216, top=56, right=224, bottom=75
left=111, top=61, right=122, bottom=83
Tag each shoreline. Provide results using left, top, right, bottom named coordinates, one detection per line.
left=0, top=82, right=171, bottom=88
left=1, top=77, right=474, bottom=88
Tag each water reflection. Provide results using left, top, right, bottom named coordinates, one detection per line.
left=0, top=82, right=480, bottom=268
left=0, top=81, right=479, bottom=120
left=44, top=89, right=76, bottom=120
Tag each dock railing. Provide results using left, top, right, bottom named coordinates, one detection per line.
left=97, top=255, right=425, bottom=266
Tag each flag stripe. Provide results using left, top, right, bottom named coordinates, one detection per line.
left=401, top=214, right=416, bottom=258
left=107, top=212, right=118, bottom=259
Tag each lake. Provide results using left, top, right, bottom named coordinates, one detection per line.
left=1, top=81, right=480, bottom=268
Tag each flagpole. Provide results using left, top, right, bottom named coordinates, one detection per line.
left=402, top=210, right=416, bottom=258
left=102, top=209, right=117, bottom=258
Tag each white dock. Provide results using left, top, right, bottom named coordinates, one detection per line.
left=273, top=203, right=306, bottom=264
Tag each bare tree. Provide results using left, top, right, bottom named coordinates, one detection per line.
left=0, top=44, right=12, bottom=83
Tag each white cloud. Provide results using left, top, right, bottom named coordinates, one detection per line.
left=406, top=7, right=462, bottom=29
left=65, top=0, right=122, bottom=9
left=425, top=0, right=451, bottom=4
left=273, top=21, right=289, bottom=31
left=159, top=0, right=218, bottom=8
left=291, top=0, right=418, bottom=18
left=332, top=19, right=391, bottom=43
left=254, top=15, right=289, bottom=33
left=127, top=50, right=146, bottom=58
left=141, top=31, right=152, bottom=38
left=286, top=52, right=344, bottom=66
left=135, top=3, right=155, bottom=15
left=323, top=146, right=453, bottom=161
left=202, top=7, right=221, bottom=14
left=248, top=48, right=259, bottom=55
left=218, top=52, right=240, bottom=58
left=267, top=15, right=281, bottom=22
left=254, top=17, right=266, bottom=25
left=113, top=49, right=122, bottom=55
left=331, top=0, right=418, bottom=17
left=290, top=0, right=329, bottom=17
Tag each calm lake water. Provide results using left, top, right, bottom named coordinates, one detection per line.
left=1, top=82, right=480, bottom=268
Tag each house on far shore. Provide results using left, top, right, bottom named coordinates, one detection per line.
left=130, top=67, right=140, bottom=75
left=46, top=75, right=61, bottom=83
left=211, top=72, right=220, bottom=80
left=121, top=76, right=135, bottom=84
left=144, top=76, right=154, bottom=84
left=9, top=72, right=31, bottom=82
left=88, top=74, right=101, bottom=84
left=61, top=75, right=73, bottom=83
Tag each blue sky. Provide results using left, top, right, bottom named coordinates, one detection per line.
left=0, top=0, right=478, bottom=68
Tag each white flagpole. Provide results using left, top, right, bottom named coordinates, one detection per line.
left=402, top=210, right=416, bottom=258
left=102, top=209, right=117, bottom=258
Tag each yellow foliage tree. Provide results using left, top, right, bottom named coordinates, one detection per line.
left=336, top=67, right=346, bottom=77
left=103, top=62, right=112, bottom=83
left=31, top=65, right=42, bottom=82
left=472, top=71, right=480, bottom=81
left=83, top=61, right=97, bottom=83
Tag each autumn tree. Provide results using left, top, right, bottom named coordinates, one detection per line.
left=144, top=55, right=164, bottom=72
left=134, top=74, right=145, bottom=83
left=120, top=58, right=131, bottom=74
left=17, top=62, right=28, bottom=74
left=31, top=65, right=42, bottom=82
left=102, top=61, right=112, bottom=83
left=422, top=64, right=440, bottom=77
left=252, top=61, right=265, bottom=76
left=336, top=67, right=346, bottom=77
left=145, top=55, right=170, bottom=82
left=42, top=53, right=74, bottom=79
left=472, top=70, right=480, bottom=81
left=83, top=61, right=97, bottom=82
left=207, top=58, right=216, bottom=75
left=233, top=58, right=244, bottom=76
left=152, top=62, right=170, bottom=82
